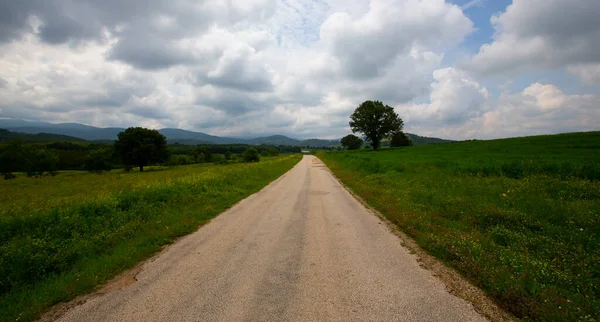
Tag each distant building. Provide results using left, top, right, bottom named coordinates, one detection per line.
left=301, top=150, right=311, bottom=154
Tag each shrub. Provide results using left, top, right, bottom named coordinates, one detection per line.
left=242, top=148, right=260, bottom=163
left=341, top=134, right=363, bottom=150
left=390, top=131, right=413, bottom=147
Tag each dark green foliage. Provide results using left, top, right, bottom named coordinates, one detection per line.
left=0, top=140, right=30, bottom=179
left=349, top=100, right=404, bottom=150
left=390, top=131, right=413, bottom=147
left=191, top=146, right=212, bottom=163
left=0, top=140, right=58, bottom=178
left=242, top=148, right=260, bottom=163
left=340, top=134, right=363, bottom=150
left=319, top=131, right=600, bottom=321
left=114, top=127, right=170, bottom=172
left=27, top=149, right=59, bottom=177
left=211, top=154, right=227, bottom=164
left=84, top=149, right=113, bottom=173
left=267, top=147, right=279, bottom=156
left=261, top=149, right=269, bottom=157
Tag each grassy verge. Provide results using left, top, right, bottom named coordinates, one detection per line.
left=318, top=132, right=599, bottom=321
left=0, top=154, right=301, bottom=322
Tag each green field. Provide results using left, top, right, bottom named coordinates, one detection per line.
left=319, top=132, right=599, bottom=321
left=0, top=154, right=301, bottom=322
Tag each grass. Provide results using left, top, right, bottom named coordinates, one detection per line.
left=0, top=154, right=301, bottom=322
left=318, top=132, right=599, bottom=321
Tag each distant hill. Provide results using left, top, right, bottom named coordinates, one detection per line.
left=0, top=119, right=452, bottom=147
left=406, top=133, right=454, bottom=145
left=0, top=128, right=87, bottom=142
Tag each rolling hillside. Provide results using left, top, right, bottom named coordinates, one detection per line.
left=0, top=119, right=451, bottom=147
left=0, top=129, right=87, bottom=142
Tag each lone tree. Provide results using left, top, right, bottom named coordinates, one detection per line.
left=340, top=134, right=363, bottom=150
left=390, top=131, right=413, bottom=147
left=114, top=127, right=169, bottom=172
left=349, top=100, right=404, bottom=150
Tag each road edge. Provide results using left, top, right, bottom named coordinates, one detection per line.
left=315, top=156, right=516, bottom=322
left=38, top=156, right=305, bottom=322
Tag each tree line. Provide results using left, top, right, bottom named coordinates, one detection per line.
left=0, top=127, right=301, bottom=179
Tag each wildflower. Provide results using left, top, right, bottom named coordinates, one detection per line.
left=502, top=193, right=507, bottom=197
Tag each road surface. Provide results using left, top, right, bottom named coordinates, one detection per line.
left=58, top=156, right=485, bottom=321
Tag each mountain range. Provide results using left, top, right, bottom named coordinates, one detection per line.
left=0, top=119, right=453, bottom=146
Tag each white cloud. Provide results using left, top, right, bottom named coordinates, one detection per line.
left=568, top=64, right=600, bottom=84
left=464, top=0, right=600, bottom=80
left=398, top=67, right=488, bottom=127
left=402, top=78, right=600, bottom=140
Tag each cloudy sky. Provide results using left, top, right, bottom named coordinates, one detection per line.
left=0, top=0, right=598, bottom=140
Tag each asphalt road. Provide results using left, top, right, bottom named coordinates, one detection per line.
left=58, top=155, right=485, bottom=321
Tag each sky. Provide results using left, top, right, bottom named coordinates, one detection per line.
left=0, top=0, right=598, bottom=140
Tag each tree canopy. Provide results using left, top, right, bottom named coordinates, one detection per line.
left=340, top=134, right=363, bottom=150
left=114, top=127, right=169, bottom=171
left=349, top=100, right=404, bottom=150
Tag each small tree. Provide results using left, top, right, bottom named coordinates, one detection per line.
left=242, top=148, right=260, bottom=163
left=267, top=147, right=279, bottom=156
left=390, top=131, right=413, bottom=147
left=350, top=100, right=404, bottom=150
left=340, top=134, right=363, bottom=150
left=84, top=149, right=114, bottom=173
left=114, top=127, right=170, bottom=172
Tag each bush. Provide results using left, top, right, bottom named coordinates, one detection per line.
left=242, top=148, right=260, bottom=163
left=390, top=131, right=413, bottom=147
left=341, top=134, right=363, bottom=150
left=267, top=147, right=279, bottom=156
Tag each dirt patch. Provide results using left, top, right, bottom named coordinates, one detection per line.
left=38, top=263, right=145, bottom=322
left=321, top=161, right=516, bottom=322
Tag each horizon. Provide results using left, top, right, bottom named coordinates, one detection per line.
left=3, top=117, right=598, bottom=143
left=0, top=1, right=599, bottom=140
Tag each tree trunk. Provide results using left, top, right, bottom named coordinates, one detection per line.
left=372, top=137, right=380, bottom=150
left=139, top=164, right=144, bottom=172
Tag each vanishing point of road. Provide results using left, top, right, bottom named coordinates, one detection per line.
left=58, top=156, right=485, bottom=321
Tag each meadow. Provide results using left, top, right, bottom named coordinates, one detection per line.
left=319, top=132, right=599, bottom=321
left=0, top=154, right=301, bottom=322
